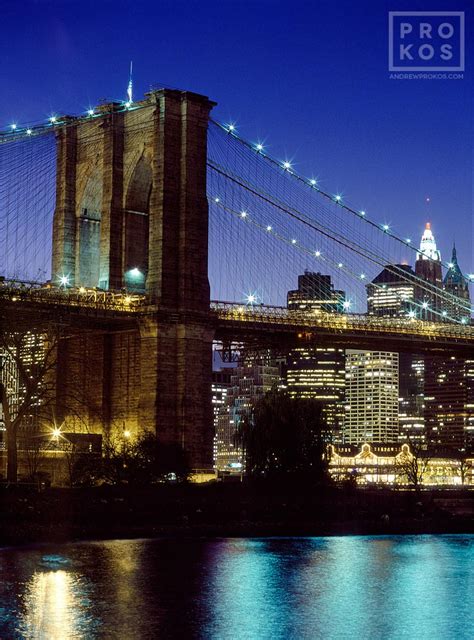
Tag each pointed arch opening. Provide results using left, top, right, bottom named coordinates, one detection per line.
left=124, top=155, right=152, bottom=291
left=77, top=171, right=102, bottom=287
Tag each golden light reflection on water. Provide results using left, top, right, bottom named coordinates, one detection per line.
left=20, top=569, right=85, bottom=639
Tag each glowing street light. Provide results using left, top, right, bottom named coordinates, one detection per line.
left=314, top=250, right=321, bottom=257
left=49, top=116, right=57, bottom=124
left=334, top=194, right=342, bottom=202
left=408, top=310, right=416, bottom=319
left=240, top=210, right=248, bottom=218
left=123, top=429, right=131, bottom=439
left=343, top=300, right=351, bottom=311
left=26, top=129, right=32, bottom=135
left=283, top=160, right=292, bottom=171
left=245, top=292, right=258, bottom=305
left=266, top=225, right=272, bottom=231
left=87, top=109, right=94, bottom=116
left=255, top=142, right=264, bottom=152
left=10, top=123, right=17, bottom=130
left=310, top=179, right=317, bottom=186
left=59, top=275, right=70, bottom=287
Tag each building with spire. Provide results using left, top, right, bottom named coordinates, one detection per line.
left=442, top=244, right=471, bottom=322
left=415, top=222, right=443, bottom=320
left=424, top=242, right=473, bottom=451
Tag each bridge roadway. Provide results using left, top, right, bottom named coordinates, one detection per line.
left=1, top=281, right=473, bottom=355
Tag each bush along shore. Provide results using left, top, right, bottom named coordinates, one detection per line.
left=1, top=482, right=473, bottom=546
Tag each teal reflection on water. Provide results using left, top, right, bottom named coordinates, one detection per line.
left=0, top=535, right=472, bottom=639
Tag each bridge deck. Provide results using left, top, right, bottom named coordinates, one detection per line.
left=0, top=283, right=472, bottom=352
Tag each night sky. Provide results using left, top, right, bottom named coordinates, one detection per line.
left=1, top=0, right=472, bottom=276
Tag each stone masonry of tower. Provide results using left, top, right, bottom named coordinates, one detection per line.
left=51, top=89, right=216, bottom=472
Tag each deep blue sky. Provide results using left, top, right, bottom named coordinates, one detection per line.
left=2, top=0, right=472, bottom=276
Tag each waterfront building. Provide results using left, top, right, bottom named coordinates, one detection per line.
left=328, top=442, right=473, bottom=486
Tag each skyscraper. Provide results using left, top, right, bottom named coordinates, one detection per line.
left=415, top=222, right=443, bottom=320
left=425, top=356, right=474, bottom=450
left=215, top=363, right=280, bottom=473
left=344, top=350, right=399, bottom=444
left=367, top=264, right=416, bottom=317
left=287, top=271, right=345, bottom=313
left=366, top=265, right=424, bottom=442
left=286, top=272, right=346, bottom=440
left=423, top=242, right=473, bottom=450
left=442, top=244, right=471, bottom=322
left=212, top=370, right=231, bottom=469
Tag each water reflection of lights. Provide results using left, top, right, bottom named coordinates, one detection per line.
left=20, top=570, right=89, bottom=639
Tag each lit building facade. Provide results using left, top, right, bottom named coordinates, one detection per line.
left=398, top=354, right=425, bottom=442
left=212, top=370, right=231, bottom=468
left=415, top=222, right=443, bottom=320
left=286, top=347, right=345, bottom=440
left=286, top=272, right=346, bottom=440
left=425, top=356, right=474, bottom=450
left=215, top=363, right=280, bottom=473
left=344, top=350, right=399, bottom=444
left=0, top=349, right=19, bottom=450
left=328, top=443, right=473, bottom=486
left=367, top=264, right=416, bottom=317
left=287, top=271, right=345, bottom=312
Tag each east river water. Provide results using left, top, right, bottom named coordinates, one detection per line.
left=0, top=535, right=472, bottom=639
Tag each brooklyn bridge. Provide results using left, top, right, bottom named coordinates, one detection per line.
left=1, top=88, right=473, bottom=473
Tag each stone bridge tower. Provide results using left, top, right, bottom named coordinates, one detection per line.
left=52, top=89, right=216, bottom=473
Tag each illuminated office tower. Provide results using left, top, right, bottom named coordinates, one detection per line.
left=344, top=350, right=399, bottom=444
left=398, top=354, right=425, bottom=442
left=366, top=265, right=424, bottom=442
left=212, top=370, right=231, bottom=468
left=287, top=271, right=345, bottom=312
left=286, top=347, right=345, bottom=440
left=425, top=356, right=474, bottom=450
left=0, top=349, right=19, bottom=449
left=286, top=272, right=346, bottom=440
left=424, top=244, right=472, bottom=450
left=367, top=264, right=416, bottom=317
left=415, top=222, right=443, bottom=320
left=215, top=363, right=280, bottom=473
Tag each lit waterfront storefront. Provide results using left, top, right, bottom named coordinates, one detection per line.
left=328, top=443, right=474, bottom=487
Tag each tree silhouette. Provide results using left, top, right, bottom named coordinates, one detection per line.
left=237, top=388, right=328, bottom=482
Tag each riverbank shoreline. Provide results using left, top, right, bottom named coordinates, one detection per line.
left=1, top=484, right=473, bottom=547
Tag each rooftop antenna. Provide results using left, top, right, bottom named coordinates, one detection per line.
left=126, top=61, right=133, bottom=105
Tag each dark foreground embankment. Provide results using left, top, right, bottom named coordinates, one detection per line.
left=1, top=482, right=473, bottom=546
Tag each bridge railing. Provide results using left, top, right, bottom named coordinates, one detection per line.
left=210, top=301, right=474, bottom=341
left=0, top=279, right=146, bottom=312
